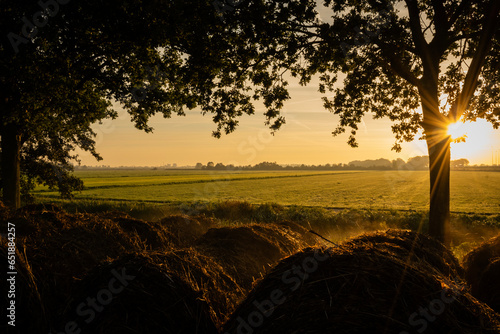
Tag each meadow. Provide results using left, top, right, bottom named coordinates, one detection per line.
left=34, top=169, right=500, bottom=214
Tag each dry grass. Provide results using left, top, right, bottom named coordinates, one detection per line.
left=3, top=201, right=499, bottom=333
left=224, top=234, right=500, bottom=333
left=463, top=234, right=500, bottom=314
left=59, top=254, right=218, bottom=334
left=344, top=229, right=465, bottom=279
left=149, top=249, right=245, bottom=326
left=195, top=223, right=317, bottom=290
left=0, top=238, right=48, bottom=333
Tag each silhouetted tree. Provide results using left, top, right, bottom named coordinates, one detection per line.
left=406, top=156, right=430, bottom=170
left=451, top=158, right=470, bottom=168
left=224, top=0, right=498, bottom=243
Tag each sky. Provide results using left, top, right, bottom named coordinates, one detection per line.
left=74, top=2, right=500, bottom=168
left=75, top=77, right=500, bottom=167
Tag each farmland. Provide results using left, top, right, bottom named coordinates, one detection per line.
left=34, top=169, right=500, bottom=214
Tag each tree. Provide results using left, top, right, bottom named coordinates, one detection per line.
left=308, top=0, right=500, bottom=244
left=451, top=158, right=470, bottom=168
left=0, top=0, right=239, bottom=207
left=1, top=0, right=315, bottom=209
left=215, top=0, right=499, bottom=244
left=406, top=156, right=430, bottom=170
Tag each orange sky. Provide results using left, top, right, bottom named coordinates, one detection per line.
left=76, top=80, right=500, bottom=167
left=73, top=2, right=500, bottom=168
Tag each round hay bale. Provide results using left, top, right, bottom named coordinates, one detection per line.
left=223, top=245, right=500, bottom=334
left=471, top=258, right=500, bottom=314
left=345, top=229, right=464, bottom=278
left=114, top=216, right=173, bottom=250
left=274, top=220, right=319, bottom=246
left=463, top=234, right=500, bottom=289
left=159, top=214, right=215, bottom=247
left=195, top=224, right=307, bottom=289
left=0, top=238, right=48, bottom=333
left=59, top=254, right=218, bottom=334
left=20, top=210, right=148, bottom=327
left=150, top=248, right=245, bottom=326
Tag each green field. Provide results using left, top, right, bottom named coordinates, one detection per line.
left=34, top=170, right=500, bottom=214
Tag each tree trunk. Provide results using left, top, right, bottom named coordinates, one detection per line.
left=426, top=129, right=451, bottom=245
left=1, top=122, right=21, bottom=209
left=420, top=76, right=451, bottom=245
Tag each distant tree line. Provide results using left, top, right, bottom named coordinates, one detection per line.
left=195, top=157, right=470, bottom=171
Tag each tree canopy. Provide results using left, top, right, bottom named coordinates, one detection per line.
left=220, top=0, right=499, bottom=243
left=0, top=0, right=313, bottom=205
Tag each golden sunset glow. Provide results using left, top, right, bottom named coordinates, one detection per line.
left=447, top=119, right=496, bottom=161
left=447, top=121, right=468, bottom=141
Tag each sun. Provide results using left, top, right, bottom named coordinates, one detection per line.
left=446, top=119, right=495, bottom=161
left=447, top=121, right=468, bottom=142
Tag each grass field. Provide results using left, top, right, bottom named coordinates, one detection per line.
left=34, top=169, right=500, bottom=214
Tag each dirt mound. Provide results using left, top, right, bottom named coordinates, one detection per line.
left=0, top=238, right=48, bottom=333
left=159, top=214, right=215, bottom=247
left=463, top=234, right=500, bottom=313
left=59, top=254, right=218, bottom=334
left=223, top=243, right=500, bottom=333
left=345, top=229, right=464, bottom=278
left=150, top=249, right=245, bottom=326
left=195, top=223, right=311, bottom=290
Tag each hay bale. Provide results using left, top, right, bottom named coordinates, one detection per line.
left=159, top=214, right=215, bottom=247
left=223, top=243, right=500, bottom=334
left=150, top=249, right=245, bottom=326
left=0, top=238, right=48, bottom=333
left=473, top=258, right=500, bottom=314
left=59, top=254, right=218, bottom=334
left=15, top=208, right=149, bottom=328
left=463, top=234, right=500, bottom=289
left=0, top=200, right=9, bottom=219
left=463, top=234, right=500, bottom=313
left=345, top=229, right=464, bottom=278
left=195, top=224, right=310, bottom=290
left=113, top=216, right=173, bottom=250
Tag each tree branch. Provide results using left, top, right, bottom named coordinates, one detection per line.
left=404, top=0, right=429, bottom=57
left=431, top=0, right=448, bottom=34
left=449, top=0, right=472, bottom=28
left=449, top=0, right=500, bottom=122
left=376, top=51, right=420, bottom=88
